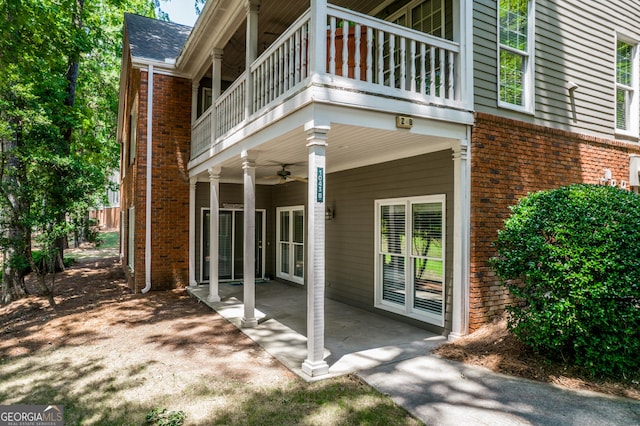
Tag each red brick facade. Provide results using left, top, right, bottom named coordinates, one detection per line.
left=120, top=68, right=191, bottom=292
left=469, top=112, right=640, bottom=331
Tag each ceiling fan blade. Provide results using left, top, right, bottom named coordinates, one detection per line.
left=290, top=176, right=308, bottom=183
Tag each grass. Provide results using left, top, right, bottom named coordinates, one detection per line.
left=0, top=352, right=421, bottom=426
left=97, top=231, right=119, bottom=250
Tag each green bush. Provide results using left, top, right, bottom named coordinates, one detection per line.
left=145, top=408, right=186, bottom=426
left=490, top=184, right=640, bottom=378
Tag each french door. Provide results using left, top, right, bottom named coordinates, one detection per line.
left=201, top=209, right=265, bottom=282
left=276, top=206, right=304, bottom=284
left=375, top=195, right=445, bottom=326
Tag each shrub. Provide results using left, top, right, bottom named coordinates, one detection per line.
left=490, top=184, right=640, bottom=378
left=145, top=408, right=186, bottom=426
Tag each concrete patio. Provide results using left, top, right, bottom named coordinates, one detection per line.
left=187, top=279, right=446, bottom=381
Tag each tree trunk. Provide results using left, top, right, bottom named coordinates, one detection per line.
left=0, top=118, right=30, bottom=304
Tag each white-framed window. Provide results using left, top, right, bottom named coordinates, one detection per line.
left=201, top=87, right=212, bottom=114
left=127, top=206, right=135, bottom=271
left=276, top=206, right=304, bottom=284
left=128, top=96, right=138, bottom=165
left=387, top=0, right=445, bottom=36
left=120, top=210, right=125, bottom=259
left=498, top=0, right=534, bottom=113
left=616, top=36, right=639, bottom=136
left=375, top=195, right=445, bottom=326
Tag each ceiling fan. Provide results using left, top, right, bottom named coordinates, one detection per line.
left=264, top=164, right=308, bottom=184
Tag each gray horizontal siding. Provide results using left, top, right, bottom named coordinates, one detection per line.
left=473, top=0, right=640, bottom=138
left=325, top=150, right=454, bottom=333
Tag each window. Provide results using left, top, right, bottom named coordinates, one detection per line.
left=128, top=97, right=138, bottom=165
left=616, top=38, right=639, bottom=135
left=201, top=87, right=212, bottom=114
left=127, top=207, right=135, bottom=271
left=375, top=195, right=445, bottom=326
left=276, top=206, right=304, bottom=284
left=498, top=0, right=534, bottom=112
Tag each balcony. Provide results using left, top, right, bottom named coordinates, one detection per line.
left=191, top=4, right=469, bottom=160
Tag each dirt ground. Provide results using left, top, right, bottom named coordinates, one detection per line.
left=434, top=316, right=640, bottom=401
left=0, top=251, right=296, bottom=424
left=2, top=240, right=638, bottom=422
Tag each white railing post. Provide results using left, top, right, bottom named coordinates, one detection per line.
left=245, top=0, right=260, bottom=120
left=212, top=48, right=223, bottom=142
left=309, top=0, right=327, bottom=78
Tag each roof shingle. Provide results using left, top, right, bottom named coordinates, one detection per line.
left=124, top=13, right=191, bottom=63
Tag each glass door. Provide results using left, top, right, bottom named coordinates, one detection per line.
left=201, top=209, right=265, bottom=282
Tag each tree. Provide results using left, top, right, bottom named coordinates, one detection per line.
left=0, top=0, right=159, bottom=306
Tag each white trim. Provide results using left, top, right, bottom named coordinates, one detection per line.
left=374, top=195, right=446, bottom=327
left=276, top=205, right=305, bottom=285
left=497, top=0, right=535, bottom=114
left=614, top=33, right=640, bottom=138
left=127, top=206, right=135, bottom=271
left=142, top=64, right=153, bottom=294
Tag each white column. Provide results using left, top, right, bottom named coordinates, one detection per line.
left=449, top=139, right=471, bottom=340
left=301, top=123, right=330, bottom=377
left=211, top=49, right=223, bottom=142
left=208, top=167, right=222, bottom=303
left=241, top=150, right=258, bottom=328
left=244, top=0, right=260, bottom=119
left=212, top=49, right=223, bottom=99
left=188, top=178, right=197, bottom=287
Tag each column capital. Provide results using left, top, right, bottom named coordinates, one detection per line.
left=305, top=123, right=330, bottom=147
left=211, top=48, right=224, bottom=61
left=208, top=166, right=222, bottom=180
left=245, top=0, right=261, bottom=14
left=452, top=143, right=469, bottom=161
left=241, top=150, right=257, bottom=169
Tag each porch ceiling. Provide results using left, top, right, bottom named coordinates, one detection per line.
left=207, top=123, right=454, bottom=184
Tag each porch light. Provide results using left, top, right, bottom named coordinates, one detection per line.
left=325, top=207, right=334, bottom=221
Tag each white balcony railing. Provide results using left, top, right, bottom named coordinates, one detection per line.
left=191, top=4, right=464, bottom=159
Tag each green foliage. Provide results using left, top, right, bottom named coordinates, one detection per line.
left=0, top=0, right=159, bottom=302
left=145, top=408, right=186, bottom=426
left=491, top=184, right=640, bottom=378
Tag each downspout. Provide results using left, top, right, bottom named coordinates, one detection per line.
left=142, top=63, right=154, bottom=294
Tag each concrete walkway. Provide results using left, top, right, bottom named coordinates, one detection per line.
left=188, top=280, right=640, bottom=425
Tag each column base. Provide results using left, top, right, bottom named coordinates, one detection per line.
left=447, top=332, right=466, bottom=342
left=207, top=294, right=221, bottom=303
left=189, top=281, right=198, bottom=287
left=301, top=359, right=330, bottom=377
left=241, top=317, right=258, bottom=328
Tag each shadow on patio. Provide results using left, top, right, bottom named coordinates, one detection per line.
left=188, top=280, right=446, bottom=381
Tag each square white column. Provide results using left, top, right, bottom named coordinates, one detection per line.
left=208, top=167, right=221, bottom=303
left=188, top=178, right=197, bottom=287
left=301, top=124, right=330, bottom=377
left=449, top=141, right=470, bottom=340
left=241, top=150, right=258, bottom=328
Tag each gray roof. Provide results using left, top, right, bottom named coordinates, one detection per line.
left=124, top=13, right=191, bottom=63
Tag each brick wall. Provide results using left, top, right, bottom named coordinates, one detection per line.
left=120, top=67, right=191, bottom=291
left=149, top=73, right=191, bottom=290
left=469, top=112, right=640, bottom=331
